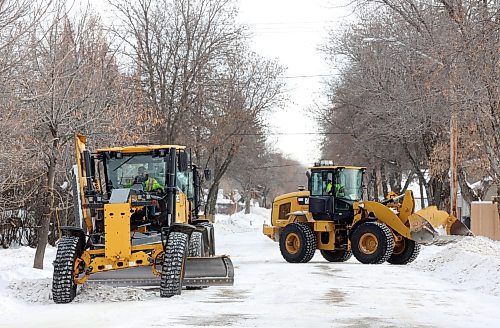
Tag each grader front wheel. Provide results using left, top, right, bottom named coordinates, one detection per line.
left=160, top=232, right=189, bottom=297
left=279, top=223, right=316, bottom=263
left=52, top=236, right=80, bottom=304
left=351, top=222, right=394, bottom=264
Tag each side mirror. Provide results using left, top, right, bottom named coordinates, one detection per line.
left=178, top=152, right=188, bottom=171
left=204, top=169, right=212, bottom=181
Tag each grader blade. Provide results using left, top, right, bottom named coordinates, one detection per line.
left=415, top=206, right=473, bottom=236
left=86, top=255, right=234, bottom=288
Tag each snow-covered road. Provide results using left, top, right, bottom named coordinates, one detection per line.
left=1, top=208, right=500, bottom=328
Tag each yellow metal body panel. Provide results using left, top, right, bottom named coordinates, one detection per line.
left=399, top=190, right=415, bottom=224
left=316, top=231, right=335, bottom=251
left=176, top=191, right=189, bottom=224
left=314, top=221, right=334, bottom=232
left=75, top=134, right=93, bottom=233
left=362, top=201, right=411, bottom=239
left=97, top=145, right=186, bottom=153
left=104, top=203, right=132, bottom=259
left=313, top=221, right=335, bottom=251
left=271, top=191, right=310, bottom=226
left=263, top=224, right=280, bottom=241
left=308, top=165, right=366, bottom=170
left=415, top=206, right=457, bottom=234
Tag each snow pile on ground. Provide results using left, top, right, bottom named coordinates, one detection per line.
left=0, top=246, right=56, bottom=304
left=0, top=246, right=159, bottom=304
left=7, top=279, right=158, bottom=304
left=215, top=206, right=270, bottom=234
left=412, top=236, right=500, bottom=296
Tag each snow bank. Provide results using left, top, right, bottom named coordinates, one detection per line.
left=412, top=236, right=500, bottom=296
left=214, top=206, right=270, bottom=234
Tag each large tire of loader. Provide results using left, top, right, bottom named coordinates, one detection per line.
left=387, top=237, right=420, bottom=265
left=52, top=236, right=80, bottom=303
left=160, top=232, right=189, bottom=298
left=320, top=249, right=352, bottom=262
left=351, top=222, right=394, bottom=264
left=279, top=222, right=317, bottom=263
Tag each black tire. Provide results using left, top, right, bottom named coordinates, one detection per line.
left=188, top=231, right=204, bottom=257
left=52, top=236, right=79, bottom=303
left=279, top=222, right=317, bottom=263
left=387, top=237, right=420, bottom=265
left=320, top=249, right=352, bottom=262
left=197, top=222, right=215, bottom=256
left=160, top=232, right=188, bottom=297
left=351, top=222, right=394, bottom=264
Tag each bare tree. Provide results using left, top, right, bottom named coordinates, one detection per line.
left=18, top=2, right=118, bottom=268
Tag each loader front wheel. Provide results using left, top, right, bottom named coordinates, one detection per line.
left=52, top=236, right=80, bottom=303
left=160, top=232, right=188, bottom=297
left=320, top=249, right=352, bottom=262
left=387, top=237, right=420, bottom=265
left=279, top=222, right=316, bottom=263
left=351, top=222, right=394, bottom=264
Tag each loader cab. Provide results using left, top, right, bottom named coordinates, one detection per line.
left=307, top=161, right=365, bottom=221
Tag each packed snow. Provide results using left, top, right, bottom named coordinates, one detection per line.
left=1, top=207, right=500, bottom=327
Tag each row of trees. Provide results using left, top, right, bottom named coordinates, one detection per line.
left=0, top=0, right=293, bottom=267
left=320, top=0, right=499, bottom=208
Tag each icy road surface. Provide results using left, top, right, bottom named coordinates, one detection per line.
left=1, top=207, right=500, bottom=328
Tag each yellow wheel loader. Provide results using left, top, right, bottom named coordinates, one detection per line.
left=52, top=135, right=233, bottom=304
left=263, top=161, right=472, bottom=265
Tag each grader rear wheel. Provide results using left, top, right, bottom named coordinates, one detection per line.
left=160, top=232, right=188, bottom=297
left=279, top=223, right=316, bottom=263
left=188, top=231, right=204, bottom=257
left=387, top=237, right=421, bottom=265
left=351, top=222, right=394, bottom=264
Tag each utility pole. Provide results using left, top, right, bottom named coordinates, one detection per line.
left=450, top=113, right=458, bottom=218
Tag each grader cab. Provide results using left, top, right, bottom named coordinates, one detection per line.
left=263, top=161, right=472, bottom=265
left=52, top=135, right=233, bottom=303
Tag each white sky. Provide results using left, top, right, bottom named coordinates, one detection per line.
left=237, top=0, right=354, bottom=164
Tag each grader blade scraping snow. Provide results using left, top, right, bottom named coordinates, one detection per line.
left=86, top=255, right=234, bottom=287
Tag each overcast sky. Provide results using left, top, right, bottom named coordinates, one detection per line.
left=237, top=0, right=354, bottom=165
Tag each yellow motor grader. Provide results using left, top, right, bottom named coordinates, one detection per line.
left=263, top=161, right=472, bottom=264
left=52, top=135, right=233, bottom=303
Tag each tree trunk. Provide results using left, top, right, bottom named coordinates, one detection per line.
left=34, top=153, right=57, bottom=269
left=375, top=166, right=383, bottom=200
left=381, top=163, right=388, bottom=197
left=245, top=197, right=250, bottom=214
left=205, top=180, right=219, bottom=218
left=419, top=178, right=425, bottom=209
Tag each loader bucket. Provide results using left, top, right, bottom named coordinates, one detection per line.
left=408, top=213, right=439, bottom=245
left=86, top=255, right=234, bottom=288
left=415, top=206, right=473, bottom=236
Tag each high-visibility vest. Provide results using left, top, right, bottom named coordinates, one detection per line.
left=145, top=177, right=161, bottom=191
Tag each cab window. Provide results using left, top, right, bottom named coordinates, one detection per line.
left=310, top=171, right=333, bottom=196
